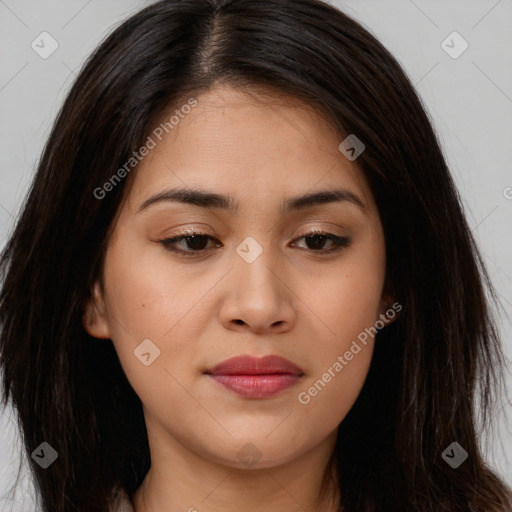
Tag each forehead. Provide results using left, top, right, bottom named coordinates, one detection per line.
left=124, top=84, right=374, bottom=215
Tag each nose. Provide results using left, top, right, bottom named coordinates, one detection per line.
left=218, top=249, right=296, bottom=335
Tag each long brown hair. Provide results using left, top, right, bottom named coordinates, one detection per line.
left=1, top=1, right=511, bottom=510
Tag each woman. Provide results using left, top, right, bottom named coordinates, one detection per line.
left=1, top=0, right=511, bottom=511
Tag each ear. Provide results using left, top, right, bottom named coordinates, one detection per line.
left=376, top=293, right=401, bottom=328
left=82, top=280, right=111, bottom=339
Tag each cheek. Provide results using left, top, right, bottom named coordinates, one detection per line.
left=294, top=283, right=378, bottom=433
left=302, top=246, right=385, bottom=349
left=100, top=238, right=206, bottom=385
left=102, top=235, right=204, bottom=336
left=101, top=253, right=204, bottom=414
left=294, top=246, right=384, bottom=422
left=295, top=348, right=373, bottom=437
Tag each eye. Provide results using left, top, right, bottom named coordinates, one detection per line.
left=158, top=228, right=352, bottom=256
left=290, top=229, right=352, bottom=254
left=159, top=229, right=221, bottom=256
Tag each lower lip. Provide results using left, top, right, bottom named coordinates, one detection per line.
left=208, top=374, right=301, bottom=398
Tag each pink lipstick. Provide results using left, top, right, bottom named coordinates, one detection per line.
left=205, top=354, right=304, bottom=399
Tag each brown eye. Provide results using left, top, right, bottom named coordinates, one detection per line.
left=159, top=229, right=351, bottom=257
left=159, top=231, right=221, bottom=255
left=291, top=230, right=352, bottom=254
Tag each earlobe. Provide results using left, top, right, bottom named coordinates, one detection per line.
left=82, top=281, right=111, bottom=339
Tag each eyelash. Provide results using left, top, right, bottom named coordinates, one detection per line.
left=158, top=228, right=352, bottom=257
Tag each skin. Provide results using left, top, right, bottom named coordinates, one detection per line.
left=83, top=83, right=398, bottom=512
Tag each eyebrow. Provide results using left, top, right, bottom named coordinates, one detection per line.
left=137, top=187, right=367, bottom=214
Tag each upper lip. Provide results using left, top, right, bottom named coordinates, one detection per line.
left=205, top=355, right=304, bottom=376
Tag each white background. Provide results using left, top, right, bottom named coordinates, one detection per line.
left=0, top=0, right=511, bottom=509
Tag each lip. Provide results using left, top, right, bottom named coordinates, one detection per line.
left=205, top=355, right=304, bottom=399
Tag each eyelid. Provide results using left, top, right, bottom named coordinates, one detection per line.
left=158, top=226, right=352, bottom=257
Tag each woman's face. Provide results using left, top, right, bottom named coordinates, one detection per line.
left=84, top=83, right=393, bottom=470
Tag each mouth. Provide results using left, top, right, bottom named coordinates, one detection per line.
left=204, top=354, right=304, bottom=399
